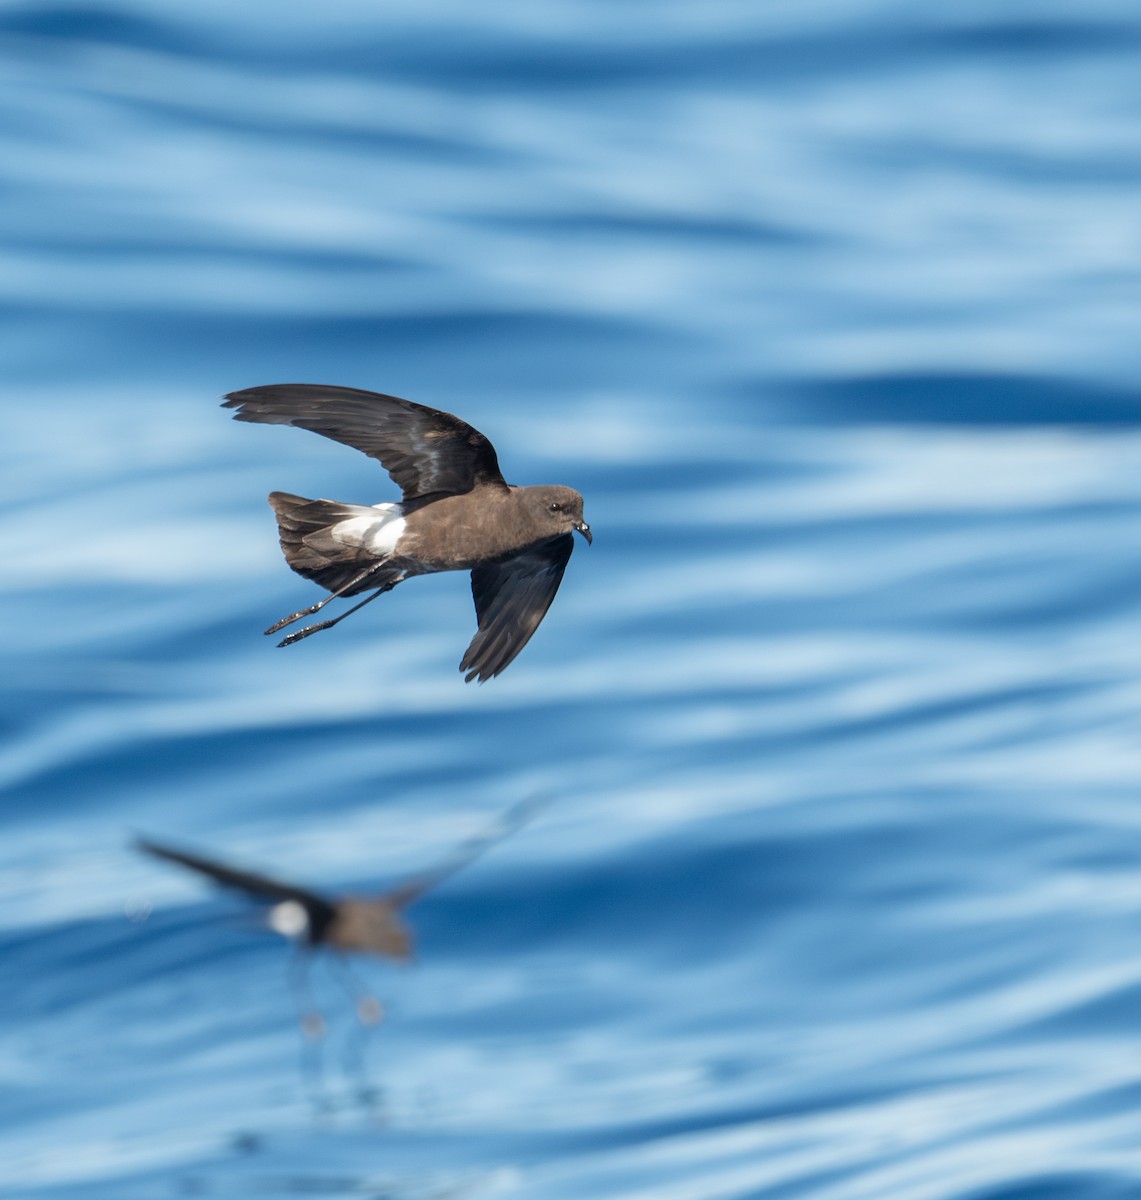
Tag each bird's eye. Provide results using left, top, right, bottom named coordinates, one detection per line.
left=549, top=502, right=561, bottom=512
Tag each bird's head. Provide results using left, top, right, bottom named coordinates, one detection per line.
left=530, top=485, right=591, bottom=544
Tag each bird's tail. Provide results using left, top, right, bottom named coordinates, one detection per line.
left=268, top=491, right=404, bottom=596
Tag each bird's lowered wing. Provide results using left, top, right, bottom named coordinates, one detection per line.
left=460, top=535, right=574, bottom=682
left=223, top=384, right=507, bottom=500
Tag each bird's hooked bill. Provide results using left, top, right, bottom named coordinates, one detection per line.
left=576, top=522, right=592, bottom=545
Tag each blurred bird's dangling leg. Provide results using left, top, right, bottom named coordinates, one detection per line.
left=328, top=954, right=385, bottom=1113
left=287, top=950, right=333, bottom=1113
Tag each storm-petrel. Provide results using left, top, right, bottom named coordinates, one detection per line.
left=223, top=383, right=591, bottom=681
left=135, top=799, right=539, bottom=961
left=136, top=801, right=540, bottom=1091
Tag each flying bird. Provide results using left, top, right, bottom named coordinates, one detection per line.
left=136, top=802, right=541, bottom=1102
left=135, top=799, right=539, bottom=962
left=223, top=383, right=591, bottom=681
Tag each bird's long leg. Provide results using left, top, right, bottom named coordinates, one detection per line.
left=265, top=562, right=391, bottom=636
left=327, top=953, right=384, bottom=1028
left=288, top=949, right=330, bottom=1112
left=276, top=580, right=400, bottom=648
left=326, top=954, right=384, bottom=1112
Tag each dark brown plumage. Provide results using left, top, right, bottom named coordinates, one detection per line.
left=223, top=384, right=591, bottom=681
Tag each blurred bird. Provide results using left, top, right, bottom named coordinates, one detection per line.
left=136, top=801, right=542, bottom=1108
left=135, top=798, right=540, bottom=963
left=223, top=383, right=591, bottom=681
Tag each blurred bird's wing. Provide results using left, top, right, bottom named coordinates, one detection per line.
left=222, top=384, right=507, bottom=501
left=386, top=796, right=547, bottom=910
left=135, top=837, right=333, bottom=920
left=461, top=535, right=574, bottom=683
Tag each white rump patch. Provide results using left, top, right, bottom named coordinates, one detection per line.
left=268, top=899, right=310, bottom=938
left=331, top=502, right=407, bottom=557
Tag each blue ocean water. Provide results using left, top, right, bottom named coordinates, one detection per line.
left=4, top=1, right=1141, bottom=1196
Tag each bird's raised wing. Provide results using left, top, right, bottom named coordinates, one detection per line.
left=223, top=384, right=507, bottom=500
left=460, top=535, right=574, bottom=682
left=385, top=796, right=547, bottom=910
left=135, top=837, right=333, bottom=919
